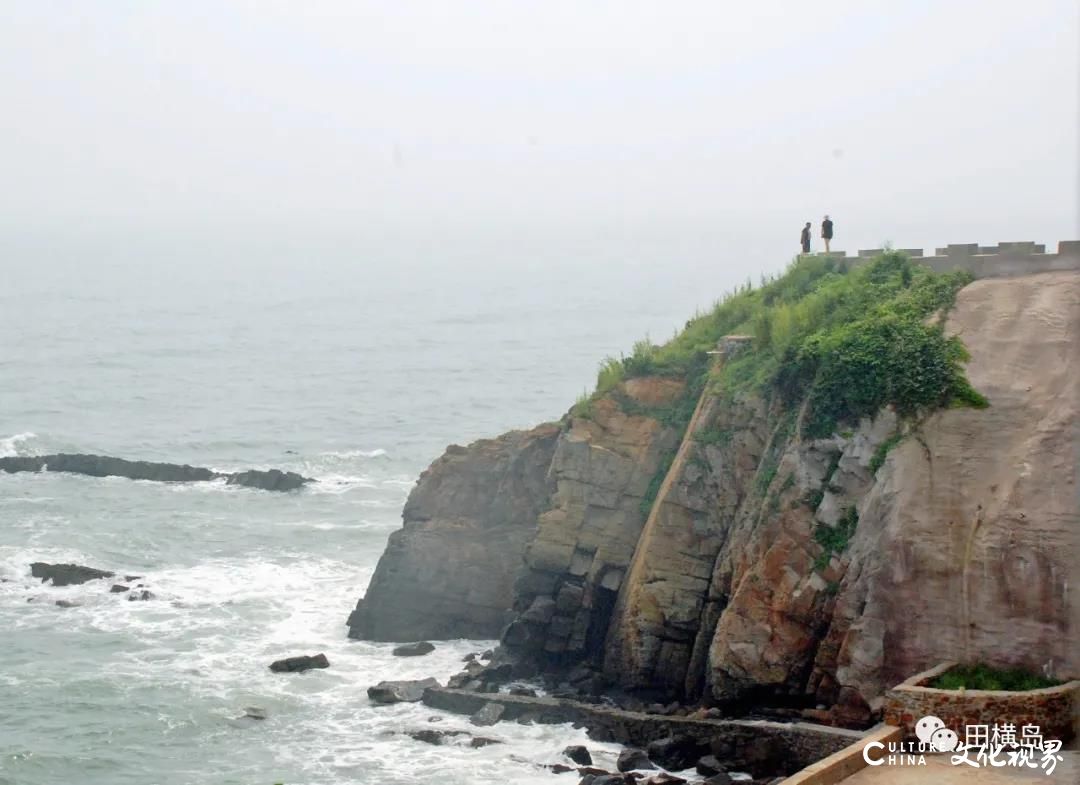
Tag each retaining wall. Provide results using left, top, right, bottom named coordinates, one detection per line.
left=882, top=662, right=1080, bottom=744
left=422, top=686, right=862, bottom=777
left=820, top=240, right=1080, bottom=279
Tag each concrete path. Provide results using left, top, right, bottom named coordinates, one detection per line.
left=842, top=753, right=1079, bottom=784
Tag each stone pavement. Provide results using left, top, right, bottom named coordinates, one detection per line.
left=841, top=753, right=1079, bottom=784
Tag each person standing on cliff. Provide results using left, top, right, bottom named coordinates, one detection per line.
left=800, top=222, right=812, bottom=254
left=821, top=215, right=834, bottom=253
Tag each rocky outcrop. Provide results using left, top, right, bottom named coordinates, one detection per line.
left=0, top=454, right=311, bottom=491
left=347, top=423, right=560, bottom=641
left=350, top=270, right=1080, bottom=726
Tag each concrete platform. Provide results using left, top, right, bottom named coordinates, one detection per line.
left=841, top=753, right=1079, bottom=783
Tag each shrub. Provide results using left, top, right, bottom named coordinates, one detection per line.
left=930, top=664, right=1062, bottom=692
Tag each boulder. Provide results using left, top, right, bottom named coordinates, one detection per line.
left=392, top=641, right=435, bottom=657
left=367, top=677, right=438, bottom=704
left=269, top=653, right=330, bottom=673
left=55, top=599, right=80, bottom=608
left=469, top=737, right=501, bottom=748
left=110, top=584, right=130, bottom=593
left=646, top=734, right=705, bottom=771
left=127, top=590, right=154, bottom=601
left=703, top=774, right=733, bottom=785
left=696, top=755, right=725, bottom=776
left=616, top=748, right=656, bottom=772
left=31, top=562, right=114, bottom=586
left=469, top=702, right=505, bottom=727
left=564, top=745, right=593, bottom=766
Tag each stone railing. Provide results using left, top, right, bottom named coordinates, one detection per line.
left=818, top=240, right=1080, bottom=280
left=882, top=662, right=1080, bottom=743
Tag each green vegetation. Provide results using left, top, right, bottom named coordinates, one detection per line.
left=694, top=425, right=736, bottom=447
left=870, top=432, right=905, bottom=474
left=930, top=664, right=1062, bottom=692
left=813, top=506, right=858, bottom=571
left=578, top=251, right=986, bottom=440
left=639, top=451, right=675, bottom=517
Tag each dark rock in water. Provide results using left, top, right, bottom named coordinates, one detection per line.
left=703, top=774, right=733, bottom=785
left=469, top=702, right=505, bottom=727
left=646, top=734, right=706, bottom=771
left=243, top=707, right=268, bottom=720
left=616, top=749, right=656, bottom=772
left=269, top=653, right=330, bottom=673
left=407, top=729, right=467, bottom=745
left=392, top=641, right=435, bottom=657
left=469, top=736, right=501, bottom=748
left=509, top=686, right=537, bottom=697
left=55, top=599, right=80, bottom=608
left=110, top=584, right=130, bottom=593
left=0, top=453, right=311, bottom=492
left=696, top=755, right=725, bottom=776
left=31, top=562, right=114, bottom=586
left=481, top=649, right=494, bottom=660
left=591, top=776, right=630, bottom=785
left=225, top=468, right=308, bottom=492
left=124, top=575, right=142, bottom=582
left=367, top=677, right=439, bottom=704
left=564, top=745, right=593, bottom=766
left=463, top=652, right=478, bottom=662
left=127, top=590, right=154, bottom=601
left=647, top=775, right=688, bottom=785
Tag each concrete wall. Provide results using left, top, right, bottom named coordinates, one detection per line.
left=820, top=240, right=1080, bottom=280
left=882, top=662, right=1080, bottom=744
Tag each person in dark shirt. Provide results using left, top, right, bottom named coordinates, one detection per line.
left=800, top=222, right=812, bottom=254
left=822, top=215, right=834, bottom=253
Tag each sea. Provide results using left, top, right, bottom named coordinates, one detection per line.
left=0, top=232, right=742, bottom=785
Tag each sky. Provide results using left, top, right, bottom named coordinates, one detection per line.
left=0, top=1, right=1077, bottom=275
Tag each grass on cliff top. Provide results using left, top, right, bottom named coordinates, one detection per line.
left=575, top=251, right=987, bottom=439
left=930, top=664, right=1062, bottom=692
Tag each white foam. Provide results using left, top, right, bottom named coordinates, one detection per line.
left=0, top=431, right=37, bottom=457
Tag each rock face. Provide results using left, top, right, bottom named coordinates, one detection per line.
left=349, top=271, right=1080, bottom=724
left=347, top=423, right=560, bottom=640
left=502, top=380, right=683, bottom=663
left=0, top=454, right=311, bottom=491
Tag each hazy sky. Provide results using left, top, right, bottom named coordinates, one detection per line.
left=1, top=1, right=1077, bottom=270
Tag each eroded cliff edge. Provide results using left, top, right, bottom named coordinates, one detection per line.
left=348, top=263, right=1079, bottom=725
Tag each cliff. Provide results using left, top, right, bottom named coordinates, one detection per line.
left=347, top=253, right=1079, bottom=725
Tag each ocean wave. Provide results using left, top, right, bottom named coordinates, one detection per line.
left=0, top=432, right=37, bottom=458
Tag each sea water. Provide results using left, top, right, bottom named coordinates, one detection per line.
left=0, top=236, right=729, bottom=785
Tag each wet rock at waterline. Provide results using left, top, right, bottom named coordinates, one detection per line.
left=367, top=677, right=439, bottom=704
left=616, top=749, right=656, bottom=772
left=0, top=453, right=311, bottom=491
left=392, top=641, right=435, bottom=657
left=469, top=702, right=505, bottom=727
left=31, top=562, right=114, bottom=586
left=268, top=653, right=330, bottom=673
left=563, top=745, right=593, bottom=765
